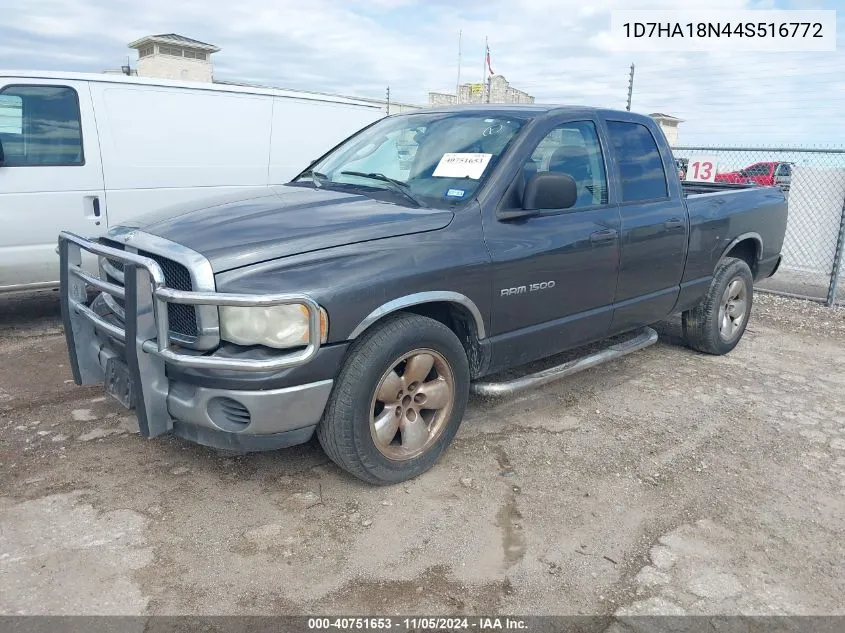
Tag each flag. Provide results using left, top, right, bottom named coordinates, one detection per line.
left=486, top=43, right=494, bottom=76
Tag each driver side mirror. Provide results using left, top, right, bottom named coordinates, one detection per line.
left=523, top=172, right=577, bottom=211
left=498, top=172, right=578, bottom=221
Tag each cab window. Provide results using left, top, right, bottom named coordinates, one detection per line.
left=743, top=164, right=770, bottom=177
left=606, top=121, right=668, bottom=202
left=305, top=112, right=527, bottom=208
left=523, top=120, right=608, bottom=209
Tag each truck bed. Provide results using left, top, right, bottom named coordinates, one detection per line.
left=682, top=181, right=756, bottom=196
left=680, top=181, right=788, bottom=287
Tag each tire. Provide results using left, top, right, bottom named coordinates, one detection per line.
left=682, top=257, right=753, bottom=355
left=317, top=313, right=470, bottom=485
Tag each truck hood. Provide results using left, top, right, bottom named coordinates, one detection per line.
left=124, top=185, right=454, bottom=272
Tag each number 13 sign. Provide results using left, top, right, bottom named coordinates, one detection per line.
left=688, top=157, right=718, bottom=182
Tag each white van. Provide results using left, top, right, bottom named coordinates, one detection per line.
left=0, top=71, right=386, bottom=292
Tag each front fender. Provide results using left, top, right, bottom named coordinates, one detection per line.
left=213, top=212, right=491, bottom=345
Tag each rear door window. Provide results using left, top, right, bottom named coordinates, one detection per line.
left=606, top=121, right=668, bottom=202
left=0, top=85, right=83, bottom=166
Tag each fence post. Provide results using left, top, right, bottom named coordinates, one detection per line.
left=828, top=196, right=845, bottom=306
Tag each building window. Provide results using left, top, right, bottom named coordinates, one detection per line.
left=0, top=85, right=84, bottom=166
left=159, top=45, right=183, bottom=57
left=138, top=45, right=154, bottom=58
left=156, top=45, right=207, bottom=60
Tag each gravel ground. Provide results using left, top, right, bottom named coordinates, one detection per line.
left=1, top=290, right=844, bottom=618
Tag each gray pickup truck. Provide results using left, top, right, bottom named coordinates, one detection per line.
left=59, top=105, right=787, bottom=484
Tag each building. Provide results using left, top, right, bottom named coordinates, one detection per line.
left=117, top=33, right=419, bottom=113
left=429, top=75, right=535, bottom=107
left=127, top=34, right=221, bottom=83
left=649, top=113, right=683, bottom=146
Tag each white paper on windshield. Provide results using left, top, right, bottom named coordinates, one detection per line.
left=432, top=153, right=492, bottom=180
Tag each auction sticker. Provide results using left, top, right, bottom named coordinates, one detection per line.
left=433, top=153, right=492, bottom=179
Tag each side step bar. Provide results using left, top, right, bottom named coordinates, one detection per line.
left=471, top=327, right=659, bottom=397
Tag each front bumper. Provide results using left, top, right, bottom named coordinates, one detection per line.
left=59, top=231, right=332, bottom=449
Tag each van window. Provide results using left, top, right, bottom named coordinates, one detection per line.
left=606, top=121, right=668, bottom=202
left=0, top=85, right=83, bottom=166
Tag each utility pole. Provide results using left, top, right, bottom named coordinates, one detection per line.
left=485, top=36, right=492, bottom=103
left=456, top=30, right=462, bottom=104
left=481, top=36, right=488, bottom=104
left=386, top=86, right=390, bottom=115
left=626, top=63, right=635, bottom=111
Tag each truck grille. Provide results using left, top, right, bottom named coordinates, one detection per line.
left=139, top=251, right=197, bottom=338
left=100, top=239, right=198, bottom=340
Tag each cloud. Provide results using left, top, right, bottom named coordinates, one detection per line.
left=1, top=0, right=842, bottom=145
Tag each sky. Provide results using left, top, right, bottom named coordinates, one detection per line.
left=1, top=0, right=843, bottom=146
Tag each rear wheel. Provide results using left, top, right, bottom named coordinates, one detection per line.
left=317, top=313, right=469, bottom=485
left=682, top=257, right=753, bottom=355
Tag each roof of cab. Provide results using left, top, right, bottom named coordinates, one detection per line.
left=402, top=103, right=649, bottom=120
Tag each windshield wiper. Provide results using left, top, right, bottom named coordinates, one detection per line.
left=295, top=169, right=329, bottom=187
left=340, top=171, right=424, bottom=207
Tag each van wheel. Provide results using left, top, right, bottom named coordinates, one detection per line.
left=682, top=257, right=753, bottom=355
left=317, top=313, right=470, bottom=485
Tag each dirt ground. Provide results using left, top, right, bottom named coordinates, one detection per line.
left=1, top=290, right=844, bottom=617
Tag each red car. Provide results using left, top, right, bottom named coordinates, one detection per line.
left=715, top=161, right=792, bottom=189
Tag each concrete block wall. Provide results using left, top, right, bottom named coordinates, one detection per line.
left=137, top=55, right=213, bottom=83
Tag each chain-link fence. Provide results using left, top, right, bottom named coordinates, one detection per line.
left=672, top=146, right=845, bottom=306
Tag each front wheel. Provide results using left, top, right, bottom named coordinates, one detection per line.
left=682, top=257, right=753, bottom=355
left=317, top=313, right=470, bottom=485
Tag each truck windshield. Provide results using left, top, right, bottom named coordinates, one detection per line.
left=297, top=112, right=528, bottom=208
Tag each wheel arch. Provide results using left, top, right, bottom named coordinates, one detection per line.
left=720, top=233, right=762, bottom=277
left=347, top=292, right=487, bottom=377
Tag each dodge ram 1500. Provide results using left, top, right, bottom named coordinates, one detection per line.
left=59, top=105, right=787, bottom=484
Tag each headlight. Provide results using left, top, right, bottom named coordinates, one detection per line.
left=219, top=304, right=328, bottom=349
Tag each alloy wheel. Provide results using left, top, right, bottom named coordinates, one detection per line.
left=369, top=349, right=455, bottom=460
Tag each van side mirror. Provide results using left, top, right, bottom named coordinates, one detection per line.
left=522, top=172, right=577, bottom=211
left=0, top=138, right=5, bottom=166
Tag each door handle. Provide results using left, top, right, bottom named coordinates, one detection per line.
left=86, top=195, right=102, bottom=226
left=664, top=217, right=685, bottom=230
left=590, top=229, right=618, bottom=244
